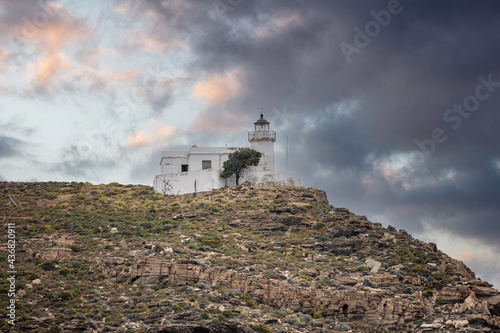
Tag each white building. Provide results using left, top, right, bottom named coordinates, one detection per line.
left=153, top=114, right=301, bottom=195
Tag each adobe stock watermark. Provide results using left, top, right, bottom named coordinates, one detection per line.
left=339, top=0, right=409, bottom=64
left=6, top=216, right=17, bottom=329
left=15, top=0, right=76, bottom=39
left=385, top=74, right=500, bottom=192
left=268, top=106, right=296, bottom=128
left=7, top=0, right=79, bottom=61
left=129, top=61, right=176, bottom=107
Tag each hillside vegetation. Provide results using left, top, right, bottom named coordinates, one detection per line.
left=1, top=181, right=499, bottom=332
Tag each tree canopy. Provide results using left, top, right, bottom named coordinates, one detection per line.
left=220, top=148, right=262, bottom=185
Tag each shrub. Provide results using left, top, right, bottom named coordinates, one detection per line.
left=264, top=270, right=280, bottom=279
left=221, top=310, right=234, bottom=318
left=251, top=310, right=262, bottom=318
left=435, top=296, right=443, bottom=305
left=211, top=318, right=220, bottom=324
left=69, top=244, right=81, bottom=252
left=58, top=291, right=74, bottom=301
left=412, top=264, right=423, bottom=273
left=197, top=234, right=222, bottom=248
left=340, top=322, right=353, bottom=331
left=200, top=312, right=210, bottom=320
left=240, top=294, right=255, bottom=306
left=313, top=222, right=325, bottom=230
left=41, top=261, right=57, bottom=271
left=48, top=326, right=61, bottom=333
left=249, top=324, right=271, bottom=333
left=173, top=302, right=186, bottom=313
left=58, top=268, right=70, bottom=277
left=423, top=289, right=433, bottom=298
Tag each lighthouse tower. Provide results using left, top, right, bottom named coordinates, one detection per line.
left=248, top=113, right=276, bottom=171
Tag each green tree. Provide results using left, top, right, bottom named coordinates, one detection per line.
left=220, top=148, right=262, bottom=185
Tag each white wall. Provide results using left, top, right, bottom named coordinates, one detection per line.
left=250, top=140, right=275, bottom=171
left=154, top=169, right=218, bottom=195
left=188, top=153, right=227, bottom=172
left=154, top=168, right=300, bottom=195
left=239, top=171, right=300, bottom=187
left=161, top=156, right=189, bottom=174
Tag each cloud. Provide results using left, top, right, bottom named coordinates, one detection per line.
left=122, top=125, right=176, bottom=150
left=0, top=47, right=8, bottom=67
left=191, top=69, right=244, bottom=106
left=6, top=1, right=91, bottom=53
left=25, top=53, right=140, bottom=94
left=129, top=74, right=175, bottom=115
left=120, top=31, right=183, bottom=53
left=50, top=144, right=118, bottom=182
left=0, top=1, right=118, bottom=95
left=460, top=250, right=492, bottom=265
left=190, top=110, right=248, bottom=134
left=254, top=11, right=304, bottom=40
left=32, top=54, right=66, bottom=91
left=0, top=135, right=24, bottom=158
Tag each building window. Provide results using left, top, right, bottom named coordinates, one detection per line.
left=202, top=160, right=212, bottom=170
left=181, top=164, right=189, bottom=172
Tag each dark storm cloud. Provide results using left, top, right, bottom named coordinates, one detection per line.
left=50, top=144, right=117, bottom=182
left=132, top=0, right=500, bottom=258
left=129, top=75, right=175, bottom=116
left=0, top=135, right=25, bottom=158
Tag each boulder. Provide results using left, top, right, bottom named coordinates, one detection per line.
left=35, top=247, right=73, bottom=260
left=454, top=291, right=491, bottom=315
left=365, top=259, right=382, bottom=273
left=472, top=286, right=498, bottom=297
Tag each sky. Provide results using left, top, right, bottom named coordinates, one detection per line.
left=0, top=0, right=499, bottom=288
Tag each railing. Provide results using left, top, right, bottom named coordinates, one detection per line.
left=248, top=131, right=276, bottom=141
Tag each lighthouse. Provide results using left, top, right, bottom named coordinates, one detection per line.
left=153, top=112, right=300, bottom=195
left=248, top=113, right=276, bottom=171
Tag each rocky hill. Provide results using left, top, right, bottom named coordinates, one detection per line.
left=1, top=181, right=499, bottom=332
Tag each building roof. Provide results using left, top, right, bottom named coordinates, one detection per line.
left=188, top=146, right=239, bottom=154
left=160, top=151, right=189, bottom=158
left=161, top=146, right=240, bottom=159
left=254, top=113, right=269, bottom=124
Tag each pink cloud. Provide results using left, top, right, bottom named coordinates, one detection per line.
left=191, top=69, right=244, bottom=106
left=190, top=110, right=246, bottom=133
left=0, top=48, right=8, bottom=67
left=33, top=54, right=66, bottom=91
left=123, top=125, right=176, bottom=149
left=11, top=3, right=91, bottom=54
left=461, top=250, right=492, bottom=265
left=121, top=31, right=183, bottom=53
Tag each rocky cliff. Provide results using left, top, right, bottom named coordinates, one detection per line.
left=1, top=181, right=499, bottom=332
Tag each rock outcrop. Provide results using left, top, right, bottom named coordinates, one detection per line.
left=1, top=181, right=499, bottom=332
